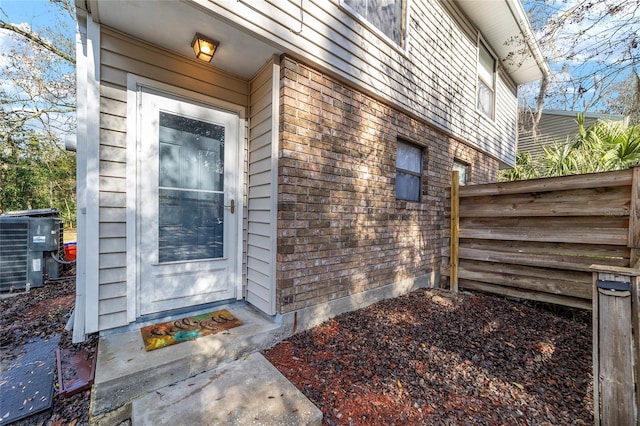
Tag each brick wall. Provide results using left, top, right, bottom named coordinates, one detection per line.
left=277, top=56, right=498, bottom=313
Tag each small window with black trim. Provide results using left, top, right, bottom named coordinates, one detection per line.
left=453, top=159, right=469, bottom=186
left=396, top=139, right=422, bottom=201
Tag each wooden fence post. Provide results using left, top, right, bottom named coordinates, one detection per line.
left=590, top=264, right=640, bottom=425
left=450, top=171, right=459, bottom=293
left=629, top=167, right=640, bottom=268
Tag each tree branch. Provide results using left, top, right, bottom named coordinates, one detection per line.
left=0, top=20, right=74, bottom=64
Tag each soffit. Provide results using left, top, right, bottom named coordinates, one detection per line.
left=454, top=0, right=549, bottom=85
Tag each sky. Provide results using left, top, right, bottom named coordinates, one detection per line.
left=0, top=0, right=69, bottom=25
left=520, top=0, right=640, bottom=113
left=0, top=0, right=75, bottom=63
left=0, top=0, right=73, bottom=34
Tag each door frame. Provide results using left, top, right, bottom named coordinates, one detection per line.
left=126, top=75, right=245, bottom=322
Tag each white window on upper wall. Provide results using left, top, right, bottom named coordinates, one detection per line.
left=396, top=140, right=422, bottom=202
left=477, top=40, right=496, bottom=120
left=453, top=160, right=469, bottom=186
left=342, top=0, right=406, bottom=47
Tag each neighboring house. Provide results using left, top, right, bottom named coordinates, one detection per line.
left=518, top=109, right=625, bottom=159
left=72, top=0, right=547, bottom=342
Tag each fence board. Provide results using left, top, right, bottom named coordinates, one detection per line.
left=458, top=239, right=630, bottom=261
left=461, top=259, right=592, bottom=283
left=459, top=169, right=632, bottom=197
left=459, top=279, right=592, bottom=310
left=461, top=216, right=629, bottom=230
left=458, top=247, right=629, bottom=272
left=460, top=225, right=627, bottom=246
left=458, top=261, right=592, bottom=299
left=460, top=186, right=630, bottom=218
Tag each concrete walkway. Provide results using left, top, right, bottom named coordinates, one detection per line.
left=89, top=303, right=321, bottom=425
left=131, top=353, right=322, bottom=425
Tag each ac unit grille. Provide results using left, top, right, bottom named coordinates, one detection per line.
left=0, top=222, right=29, bottom=292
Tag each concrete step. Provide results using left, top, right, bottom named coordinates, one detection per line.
left=131, top=353, right=322, bottom=426
left=91, top=304, right=290, bottom=418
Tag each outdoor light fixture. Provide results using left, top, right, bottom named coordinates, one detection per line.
left=191, top=33, right=219, bottom=62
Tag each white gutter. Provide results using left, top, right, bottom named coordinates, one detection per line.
left=504, top=0, right=550, bottom=79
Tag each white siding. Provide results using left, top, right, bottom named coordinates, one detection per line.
left=96, top=27, right=249, bottom=331
left=246, top=58, right=279, bottom=315
left=197, top=0, right=520, bottom=165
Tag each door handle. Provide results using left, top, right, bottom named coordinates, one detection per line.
left=225, top=199, right=235, bottom=214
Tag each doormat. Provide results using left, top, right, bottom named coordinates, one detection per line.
left=140, top=309, right=242, bottom=352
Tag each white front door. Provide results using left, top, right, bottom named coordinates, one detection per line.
left=137, top=89, right=239, bottom=315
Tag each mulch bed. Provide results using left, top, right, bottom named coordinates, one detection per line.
left=263, top=289, right=593, bottom=425
left=1, top=273, right=593, bottom=425
left=0, top=271, right=97, bottom=426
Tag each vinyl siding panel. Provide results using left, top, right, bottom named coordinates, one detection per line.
left=99, top=282, right=126, bottom=299
left=248, top=257, right=271, bottom=276
left=99, top=128, right=126, bottom=149
left=99, top=237, right=126, bottom=253
left=99, top=253, right=125, bottom=270
left=99, top=223, right=125, bottom=238
left=99, top=161, right=126, bottom=178
left=202, top=0, right=520, bottom=165
left=99, top=177, right=125, bottom=193
left=98, top=312, right=127, bottom=331
left=100, top=112, right=126, bottom=133
left=100, top=96, right=126, bottom=117
left=98, top=268, right=126, bottom=285
left=518, top=111, right=622, bottom=160
left=246, top=59, right=278, bottom=315
left=99, top=191, right=125, bottom=207
left=99, top=145, right=126, bottom=163
left=95, top=27, right=250, bottom=331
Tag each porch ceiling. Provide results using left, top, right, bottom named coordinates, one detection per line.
left=83, top=0, right=282, bottom=80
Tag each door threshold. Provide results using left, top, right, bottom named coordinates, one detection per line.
left=137, top=299, right=243, bottom=324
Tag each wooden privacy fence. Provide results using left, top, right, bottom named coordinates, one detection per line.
left=444, top=167, right=640, bottom=309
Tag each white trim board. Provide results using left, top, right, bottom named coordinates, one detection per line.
left=75, top=12, right=101, bottom=337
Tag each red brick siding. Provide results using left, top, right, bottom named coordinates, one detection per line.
left=277, top=56, right=498, bottom=313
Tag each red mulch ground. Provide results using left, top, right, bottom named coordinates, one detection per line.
left=1, top=275, right=592, bottom=425
left=263, top=289, right=593, bottom=425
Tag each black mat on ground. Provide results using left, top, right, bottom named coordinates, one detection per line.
left=0, top=336, right=59, bottom=426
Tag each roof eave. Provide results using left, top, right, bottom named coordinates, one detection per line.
left=454, top=0, right=549, bottom=85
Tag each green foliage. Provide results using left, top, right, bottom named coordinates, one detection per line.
left=499, top=152, right=539, bottom=181
left=501, top=116, right=640, bottom=181
left=0, top=132, right=76, bottom=227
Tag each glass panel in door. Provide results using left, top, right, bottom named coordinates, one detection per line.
left=158, top=112, right=225, bottom=262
